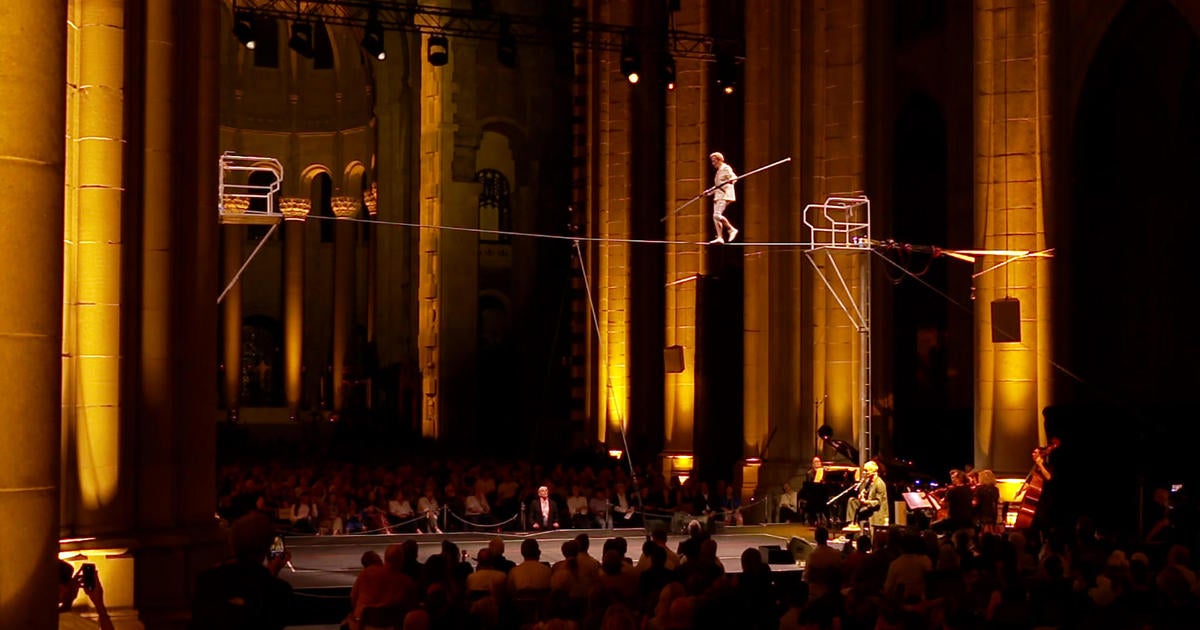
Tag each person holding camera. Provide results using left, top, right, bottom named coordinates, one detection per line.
left=189, top=511, right=293, bottom=630
left=57, top=559, right=115, bottom=630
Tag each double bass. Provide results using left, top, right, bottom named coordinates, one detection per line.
left=1013, top=438, right=1061, bottom=529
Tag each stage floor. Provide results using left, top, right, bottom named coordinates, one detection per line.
left=281, top=523, right=816, bottom=591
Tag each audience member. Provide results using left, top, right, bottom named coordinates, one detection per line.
left=58, top=559, right=115, bottom=630
left=189, top=511, right=293, bottom=630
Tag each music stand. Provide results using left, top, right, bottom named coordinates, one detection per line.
left=902, top=491, right=935, bottom=511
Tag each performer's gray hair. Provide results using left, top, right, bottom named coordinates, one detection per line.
left=709, top=152, right=725, bottom=162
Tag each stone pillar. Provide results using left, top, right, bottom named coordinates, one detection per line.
left=281, top=198, right=311, bottom=420
left=973, top=0, right=1053, bottom=474
left=590, top=0, right=634, bottom=451
left=803, top=0, right=869, bottom=457
left=220, top=199, right=248, bottom=420
left=331, top=196, right=359, bottom=415
left=364, top=183, right=379, bottom=345
left=139, top=0, right=175, bottom=534
left=132, top=1, right=227, bottom=626
left=63, top=0, right=127, bottom=535
left=743, top=0, right=806, bottom=472
left=662, top=0, right=709, bottom=462
left=418, top=31, right=450, bottom=439
left=0, top=2, right=66, bottom=627
left=739, top=0, right=817, bottom=497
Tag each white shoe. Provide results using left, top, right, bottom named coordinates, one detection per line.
left=709, top=237, right=725, bottom=244
left=727, top=227, right=738, bottom=242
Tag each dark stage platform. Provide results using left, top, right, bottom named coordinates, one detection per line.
left=279, top=524, right=816, bottom=627
left=283, top=523, right=816, bottom=590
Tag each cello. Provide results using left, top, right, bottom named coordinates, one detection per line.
left=1012, top=438, right=1060, bottom=529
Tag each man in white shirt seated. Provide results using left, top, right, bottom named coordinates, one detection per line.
left=778, top=482, right=800, bottom=523
left=416, top=486, right=443, bottom=534
left=566, top=485, right=592, bottom=529
left=465, top=487, right=493, bottom=526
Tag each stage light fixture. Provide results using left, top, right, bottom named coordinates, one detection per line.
left=664, top=55, right=677, bottom=91
left=233, top=10, right=257, bottom=50
left=497, top=22, right=517, bottom=68
left=427, top=34, right=449, bottom=66
left=289, top=21, right=314, bottom=59
left=716, top=53, right=737, bottom=94
left=362, top=18, right=385, bottom=60
left=620, top=34, right=641, bottom=84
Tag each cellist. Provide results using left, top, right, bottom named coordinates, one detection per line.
left=1014, top=438, right=1060, bottom=530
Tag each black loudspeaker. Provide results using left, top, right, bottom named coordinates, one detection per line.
left=991, top=298, right=1021, bottom=343
left=664, top=345, right=685, bottom=373
left=787, top=537, right=813, bottom=563
left=758, top=545, right=795, bottom=565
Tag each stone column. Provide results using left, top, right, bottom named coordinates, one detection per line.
left=220, top=198, right=248, bottom=420
left=742, top=0, right=808, bottom=492
left=63, top=0, right=127, bottom=534
left=0, top=2, right=66, bottom=627
left=281, top=198, right=311, bottom=420
left=133, top=1, right=227, bottom=626
left=331, top=196, right=359, bottom=415
left=418, top=31, right=450, bottom=439
left=973, top=0, right=1053, bottom=474
left=803, top=0, right=869, bottom=456
left=364, top=183, right=378, bottom=344
left=590, top=0, right=634, bottom=451
left=662, top=0, right=709, bottom=463
left=139, top=0, right=176, bottom=533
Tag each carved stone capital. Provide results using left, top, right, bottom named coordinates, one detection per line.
left=280, top=197, right=311, bottom=220
left=331, top=196, right=359, bottom=219
left=363, top=182, right=378, bottom=216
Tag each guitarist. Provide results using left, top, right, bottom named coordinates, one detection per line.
left=845, top=461, right=889, bottom=533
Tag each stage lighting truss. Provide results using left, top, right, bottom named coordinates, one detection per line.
left=234, top=0, right=740, bottom=62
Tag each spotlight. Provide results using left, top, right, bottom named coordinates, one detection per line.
left=289, top=21, right=314, bottom=59
left=664, top=55, right=676, bottom=91
left=427, top=34, right=449, bottom=66
left=497, top=21, right=517, bottom=68
left=620, top=33, right=641, bottom=84
left=716, top=52, right=737, bottom=94
left=233, top=10, right=257, bottom=50
left=362, top=18, right=385, bottom=60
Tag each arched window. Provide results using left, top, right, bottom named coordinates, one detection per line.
left=314, top=172, right=334, bottom=243
left=476, top=169, right=511, bottom=243
left=247, top=170, right=278, bottom=241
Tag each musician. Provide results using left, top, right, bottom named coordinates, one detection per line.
left=806, top=456, right=826, bottom=484
left=801, top=457, right=830, bottom=524
left=844, top=461, right=889, bottom=530
left=933, top=469, right=975, bottom=533
left=1030, top=442, right=1058, bottom=530
left=975, top=469, right=1001, bottom=534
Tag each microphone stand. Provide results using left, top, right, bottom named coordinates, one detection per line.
left=826, top=478, right=863, bottom=506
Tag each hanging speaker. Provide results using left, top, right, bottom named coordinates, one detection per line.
left=991, top=298, right=1021, bottom=343
left=664, top=345, right=685, bottom=373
